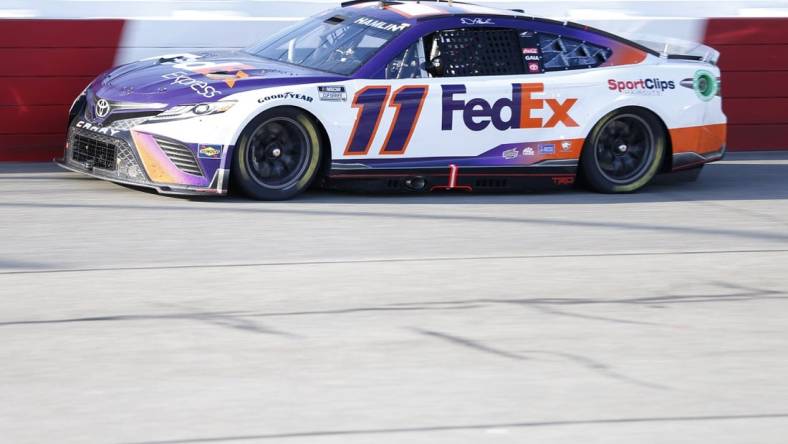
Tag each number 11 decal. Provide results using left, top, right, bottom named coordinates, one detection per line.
left=344, top=85, right=429, bottom=156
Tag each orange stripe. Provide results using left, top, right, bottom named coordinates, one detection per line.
left=670, top=124, right=727, bottom=155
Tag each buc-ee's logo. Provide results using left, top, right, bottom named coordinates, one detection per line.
left=608, top=78, right=676, bottom=95
left=441, top=83, right=578, bottom=131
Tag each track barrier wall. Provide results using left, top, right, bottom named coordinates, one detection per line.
left=0, top=16, right=785, bottom=161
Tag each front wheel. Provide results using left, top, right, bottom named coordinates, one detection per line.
left=580, top=108, right=666, bottom=193
left=232, top=108, right=322, bottom=200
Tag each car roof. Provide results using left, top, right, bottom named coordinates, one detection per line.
left=340, top=0, right=660, bottom=59
left=340, top=0, right=531, bottom=21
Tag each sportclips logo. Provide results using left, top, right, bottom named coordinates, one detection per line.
left=442, top=83, right=578, bottom=131
left=608, top=78, right=676, bottom=96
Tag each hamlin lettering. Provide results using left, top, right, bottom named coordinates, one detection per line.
left=441, top=83, right=579, bottom=131
left=354, top=17, right=410, bottom=33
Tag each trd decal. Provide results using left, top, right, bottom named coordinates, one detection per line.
left=345, top=85, right=429, bottom=156
left=442, top=83, right=579, bottom=131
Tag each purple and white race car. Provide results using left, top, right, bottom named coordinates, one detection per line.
left=60, top=0, right=726, bottom=200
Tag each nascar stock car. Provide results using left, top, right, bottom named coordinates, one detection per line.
left=60, top=0, right=726, bottom=200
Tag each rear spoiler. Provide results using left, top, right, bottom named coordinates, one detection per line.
left=633, top=37, right=720, bottom=65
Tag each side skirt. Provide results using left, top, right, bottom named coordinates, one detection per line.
left=325, top=165, right=578, bottom=193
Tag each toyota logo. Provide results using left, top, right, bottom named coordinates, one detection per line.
left=95, top=99, right=111, bottom=118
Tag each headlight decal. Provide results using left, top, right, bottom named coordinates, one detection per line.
left=155, top=101, right=236, bottom=120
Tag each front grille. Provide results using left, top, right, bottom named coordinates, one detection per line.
left=154, top=136, right=203, bottom=176
left=71, top=133, right=117, bottom=170
left=110, top=117, right=150, bottom=131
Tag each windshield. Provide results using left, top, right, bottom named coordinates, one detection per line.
left=245, top=12, right=411, bottom=76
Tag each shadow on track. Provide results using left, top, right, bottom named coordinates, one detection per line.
left=205, top=153, right=788, bottom=205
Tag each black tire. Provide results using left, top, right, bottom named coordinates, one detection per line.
left=580, top=107, right=666, bottom=193
left=232, top=108, right=322, bottom=200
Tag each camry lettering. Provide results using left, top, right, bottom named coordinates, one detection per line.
left=441, top=83, right=579, bottom=131
left=75, top=120, right=121, bottom=136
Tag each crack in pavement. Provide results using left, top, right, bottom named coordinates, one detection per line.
left=413, top=328, right=670, bottom=390
left=1, top=249, right=788, bottom=276
left=123, top=413, right=788, bottom=443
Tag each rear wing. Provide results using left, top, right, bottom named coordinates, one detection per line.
left=633, top=36, right=720, bottom=65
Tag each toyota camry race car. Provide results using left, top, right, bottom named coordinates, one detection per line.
left=59, top=0, right=726, bottom=200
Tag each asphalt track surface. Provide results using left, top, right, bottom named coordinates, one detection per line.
left=1, top=152, right=788, bottom=444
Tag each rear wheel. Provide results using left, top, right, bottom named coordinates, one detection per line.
left=580, top=108, right=665, bottom=193
left=232, top=108, right=322, bottom=200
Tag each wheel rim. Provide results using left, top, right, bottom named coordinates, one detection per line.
left=593, top=114, right=655, bottom=184
left=246, top=117, right=310, bottom=190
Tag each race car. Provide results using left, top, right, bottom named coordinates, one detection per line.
left=59, top=0, right=726, bottom=200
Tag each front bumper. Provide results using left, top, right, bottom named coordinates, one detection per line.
left=59, top=124, right=229, bottom=196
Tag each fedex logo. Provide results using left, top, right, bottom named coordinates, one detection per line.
left=442, top=83, right=578, bottom=131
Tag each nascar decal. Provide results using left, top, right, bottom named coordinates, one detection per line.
left=318, top=85, right=347, bottom=102
left=442, top=83, right=579, bottom=131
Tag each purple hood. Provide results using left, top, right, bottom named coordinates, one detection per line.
left=90, top=51, right=345, bottom=106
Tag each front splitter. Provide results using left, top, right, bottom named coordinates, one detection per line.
left=56, top=159, right=227, bottom=196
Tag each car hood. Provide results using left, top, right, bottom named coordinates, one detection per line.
left=89, top=51, right=346, bottom=106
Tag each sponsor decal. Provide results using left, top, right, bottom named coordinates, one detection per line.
left=460, top=17, right=495, bottom=25
left=522, top=146, right=535, bottom=156
left=75, top=120, right=121, bottom=137
left=441, top=83, right=579, bottom=131
left=528, top=62, right=540, bottom=73
left=198, top=145, right=222, bottom=159
left=502, top=147, right=519, bottom=160
left=539, top=144, right=555, bottom=154
left=561, top=141, right=572, bottom=152
left=608, top=78, right=676, bottom=96
left=161, top=71, right=221, bottom=98
left=552, top=176, right=575, bottom=186
left=171, top=60, right=254, bottom=88
left=524, top=55, right=540, bottom=62
left=522, top=48, right=539, bottom=55
left=354, top=17, right=410, bottom=32
left=691, top=70, right=718, bottom=102
left=215, top=70, right=249, bottom=88
left=318, top=85, right=347, bottom=101
left=258, top=92, right=314, bottom=104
